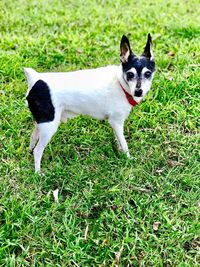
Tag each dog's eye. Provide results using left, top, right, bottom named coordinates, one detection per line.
left=126, top=72, right=135, bottom=80
left=144, top=71, right=152, bottom=79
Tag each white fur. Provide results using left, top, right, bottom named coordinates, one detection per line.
left=24, top=64, right=150, bottom=172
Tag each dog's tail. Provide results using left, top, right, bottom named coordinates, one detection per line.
left=24, top=67, right=39, bottom=92
left=24, top=67, right=39, bottom=105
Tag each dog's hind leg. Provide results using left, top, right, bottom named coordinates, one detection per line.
left=109, top=119, right=130, bottom=158
left=33, top=117, right=60, bottom=173
left=29, top=123, right=39, bottom=152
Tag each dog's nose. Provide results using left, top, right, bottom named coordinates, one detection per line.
left=134, top=89, right=143, bottom=97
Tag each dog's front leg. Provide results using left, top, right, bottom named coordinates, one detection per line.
left=109, top=119, right=130, bottom=158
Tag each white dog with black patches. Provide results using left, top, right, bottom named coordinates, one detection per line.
left=24, top=34, right=155, bottom=172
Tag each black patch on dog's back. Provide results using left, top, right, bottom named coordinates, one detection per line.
left=27, top=80, right=55, bottom=123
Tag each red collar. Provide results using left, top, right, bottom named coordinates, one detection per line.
left=118, top=81, right=138, bottom=107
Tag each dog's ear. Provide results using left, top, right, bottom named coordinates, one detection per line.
left=142, top=33, right=154, bottom=60
left=120, top=35, right=132, bottom=63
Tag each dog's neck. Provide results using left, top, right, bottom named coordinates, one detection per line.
left=116, top=65, right=129, bottom=90
left=118, top=81, right=138, bottom=106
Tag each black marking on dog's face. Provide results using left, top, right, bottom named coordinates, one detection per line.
left=122, top=55, right=155, bottom=76
left=27, top=80, right=55, bottom=123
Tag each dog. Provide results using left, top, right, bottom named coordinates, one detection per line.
left=24, top=34, right=155, bottom=172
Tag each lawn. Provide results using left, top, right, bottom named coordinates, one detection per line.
left=0, top=0, right=200, bottom=266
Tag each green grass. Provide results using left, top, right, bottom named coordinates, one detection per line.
left=0, top=0, right=200, bottom=266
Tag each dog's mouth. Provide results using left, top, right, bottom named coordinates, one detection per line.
left=134, top=89, right=143, bottom=97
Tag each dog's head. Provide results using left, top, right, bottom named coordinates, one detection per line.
left=120, top=34, right=155, bottom=99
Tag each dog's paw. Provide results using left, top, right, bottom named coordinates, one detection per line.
left=35, top=170, right=45, bottom=176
